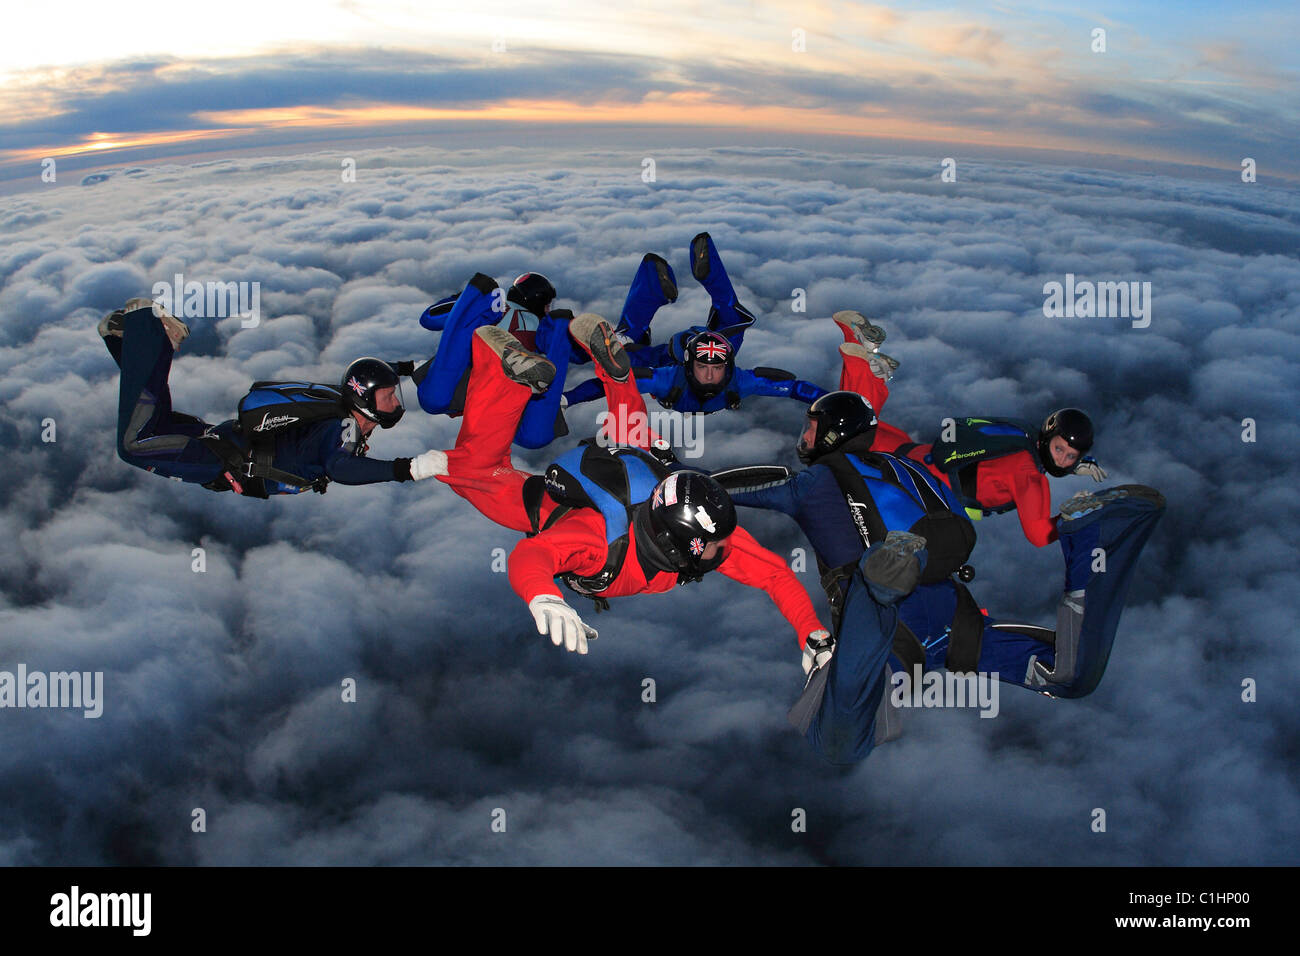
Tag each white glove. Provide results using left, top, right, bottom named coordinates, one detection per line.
left=802, top=629, right=834, bottom=676
left=528, top=594, right=598, bottom=654
left=1073, top=457, right=1107, bottom=482
left=408, top=449, right=447, bottom=481
left=559, top=395, right=569, bottom=408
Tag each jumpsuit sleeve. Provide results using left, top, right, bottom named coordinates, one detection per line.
left=717, top=525, right=826, bottom=645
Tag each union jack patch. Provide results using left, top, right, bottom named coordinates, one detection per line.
left=695, top=339, right=729, bottom=361
left=689, top=537, right=705, bottom=556
left=347, top=376, right=366, bottom=396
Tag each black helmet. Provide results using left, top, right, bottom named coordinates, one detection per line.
left=645, top=471, right=738, bottom=579
left=507, top=272, right=556, bottom=317
left=797, top=391, right=877, bottom=464
left=342, top=358, right=405, bottom=428
left=1038, top=408, right=1093, bottom=477
left=683, top=330, right=735, bottom=400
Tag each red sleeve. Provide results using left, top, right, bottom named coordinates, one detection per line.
left=985, top=454, right=1059, bottom=547
left=507, top=513, right=611, bottom=604
left=717, top=525, right=827, bottom=646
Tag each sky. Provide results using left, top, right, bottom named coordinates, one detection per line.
left=2, top=1, right=1298, bottom=181
left=0, top=3, right=1297, bottom=868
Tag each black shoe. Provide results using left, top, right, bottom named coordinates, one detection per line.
left=690, top=232, right=712, bottom=281
left=644, top=253, right=678, bottom=302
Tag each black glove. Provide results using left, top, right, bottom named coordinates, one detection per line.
left=726, top=393, right=741, bottom=410
left=390, top=360, right=416, bottom=377
left=393, top=458, right=413, bottom=482
left=311, top=476, right=330, bottom=494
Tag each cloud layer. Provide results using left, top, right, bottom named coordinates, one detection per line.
left=1, top=145, right=1297, bottom=865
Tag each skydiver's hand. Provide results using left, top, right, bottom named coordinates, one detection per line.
left=528, top=595, right=598, bottom=654
left=559, top=394, right=569, bottom=408
left=726, top=393, right=741, bottom=410
left=390, top=360, right=416, bottom=377
left=802, top=629, right=835, bottom=677
left=408, top=449, right=447, bottom=481
left=1074, top=457, right=1107, bottom=482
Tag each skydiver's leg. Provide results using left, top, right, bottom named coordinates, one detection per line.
left=1020, top=486, right=1165, bottom=697
left=513, top=311, right=576, bottom=450
left=807, top=576, right=898, bottom=765
left=417, top=274, right=501, bottom=415
left=618, top=253, right=678, bottom=347
left=691, top=232, right=756, bottom=348
left=807, top=532, right=927, bottom=764
left=977, top=622, right=1057, bottom=688
left=437, top=328, right=558, bottom=532
left=838, top=342, right=897, bottom=404
left=836, top=342, right=917, bottom=452
left=113, top=306, right=224, bottom=484
left=568, top=314, right=658, bottom=449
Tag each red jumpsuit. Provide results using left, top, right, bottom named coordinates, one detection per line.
left=837, top=339, right=1059, bottom=547
left=438, top=333, right=826, bottom=644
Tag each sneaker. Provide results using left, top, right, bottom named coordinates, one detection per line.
left=475, top=326, right=555, bottom=395
left=832, top=310, right=886, bottom=351
left=97, top=308, right=127, bottom=340
left=152, top=301, right=190, bottom=350
left=644, top=253, right=678, bottom=302
left=1059, top=488, right=1128, bottom=521
left=690, top=232, right=712, bottom=281
left=839, top=342, right=898, bottom=381
left=570, top=313, right=631, bottom=383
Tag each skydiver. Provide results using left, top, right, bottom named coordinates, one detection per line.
left=99, top=298, right=441, bottom=497
left=718, top=390, right=1005, bottom=764
left=562, top=233, right=828, bottom=413
left=830, top=310, right=1109, bottom=548
left=410, top=271, right=582, bottom=449
left=413, top=311, right=831, bottom=656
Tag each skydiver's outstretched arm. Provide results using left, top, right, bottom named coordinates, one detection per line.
left=731, top=367, right=828, bottom=405
left=717, top=526, right=827, bottom=646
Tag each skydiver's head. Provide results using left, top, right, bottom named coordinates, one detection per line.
left=683, top=330, right=734, bottom=400
left=507, top=272, right=557, bottom=318
left=797, top=391, right=878, bottom=465
left=342, top=358, right=405, bottom=436
left=634, top=471, right=738, bottom=582
left=1037, top=408, right=1093, bottom=477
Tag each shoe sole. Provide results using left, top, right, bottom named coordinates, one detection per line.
left=475, top=326, right=555, bottom=394
left=690, top=232, right=711, bottom=281
left=1058, top=485, right=1166, bottom=521
left=841, top=342, right=898, bottom=379
left=833, top=310, right=886, bottom=349
left=570, top=313, right=631, bottom=382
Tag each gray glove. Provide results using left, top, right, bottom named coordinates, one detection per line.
left=802, top=629, right=835, bottom=677
left=1073, top=457, right=1107, bottom=482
